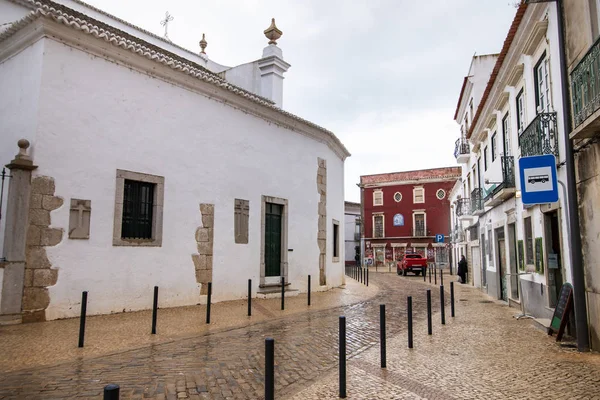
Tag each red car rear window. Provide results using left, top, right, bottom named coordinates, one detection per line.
left=406, top=255, right=422, bottom=259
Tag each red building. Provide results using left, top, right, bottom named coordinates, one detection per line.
left=359, top=167, right=461, bottom=269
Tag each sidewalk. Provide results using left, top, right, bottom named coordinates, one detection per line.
left=287, top=282, right=600, bottom=399
left=0, top=278, right=378, bottom=373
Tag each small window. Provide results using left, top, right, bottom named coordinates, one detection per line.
left=394, top=192, right=402, bottom=202
left=524, top=217, right=534, bottom=265
left=436, top=189, right=446, bottom=200
left=491, top=132, right=497, bottom=162
left=234, top=199, right=249, bottom=244
left=373, top=214, right=384, bottom=238
left=373, top=190, right=383, bottom=206
left=534, top=53, right=551, bottom=113
left=413, top=187, right=424, bottom=203
left=484, top=147, right=488, bottom=171
left=502, top=114, right=511, bottom=157
left=333, top=220, right=340, bottom=260
left=516, top=90, right=525, bottom=133
left=113, top=169, right=164, bottom=247
left=413, top=213, right=426, bottom=236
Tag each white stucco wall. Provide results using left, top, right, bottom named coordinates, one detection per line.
left=22, top=37, right=345, bottom=320
left=0, top=38, right=44, bottom=258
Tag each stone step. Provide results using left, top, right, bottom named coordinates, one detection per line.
left=256, top=288, right=300, bottom=299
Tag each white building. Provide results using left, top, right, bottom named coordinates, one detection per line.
left=451, top=2, right=573, bottom=319
left=0, top=0, right=350, bottom=323
left=343, top=201, right=360, bottom=265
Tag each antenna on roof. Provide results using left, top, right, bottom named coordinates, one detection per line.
left=160, top=11, right=174, bottom=42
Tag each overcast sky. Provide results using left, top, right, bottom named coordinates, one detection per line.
left=85, top=0, right=518, bottom=202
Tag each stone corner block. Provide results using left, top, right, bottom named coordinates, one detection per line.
left=26, top=247, right=51, bottom=269
left=29, top=209, right=51, bottom=226
left=41, top=228, right=63, bottom=247
left=200, top=203, right=214, bottom=215
left=197, top=241, right=213, bottom=255
left=32, top=268, right=58, bottom=287
left=31, top=176, right=55, bottom=195
left=201, top=215, right=214, bottom=228
left=22, top=287, right=50, bottom=311
left=195, top=227, right=210, bottom=243
left=42, top=195, right=64, bottom=211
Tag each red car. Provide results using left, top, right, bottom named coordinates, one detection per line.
left=397, top=253, right=428, bottom=276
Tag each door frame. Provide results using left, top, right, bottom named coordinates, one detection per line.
left=260, top=195, right=288, bottom=285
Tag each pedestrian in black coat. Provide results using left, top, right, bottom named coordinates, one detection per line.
left=457, top=255, right=468, bottom=284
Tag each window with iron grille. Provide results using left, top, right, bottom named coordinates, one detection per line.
left=373, top=214, right=384, bottom=238
left=435, top=247, right=448, bottom=263
left=122, top=180, right=154, bottom=239
left=333, top=220, right=340, bottom=259
left=524, top=217, right=534, bottom=265
left=113, top=169, right=164, bottom=247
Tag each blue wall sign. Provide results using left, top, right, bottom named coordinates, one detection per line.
left=435, top=234, right=444, bottom=243
left=519, top=155, right=559, bottom=205
left=393, top=214, right=404, bottom=226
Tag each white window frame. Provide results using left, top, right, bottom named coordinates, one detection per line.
left=393, top=192, right=402, bottom=202
left=516, top=89, right=526, bottom=133
left=373, top=213, right=385, bottom=238
left=436, top=189, right=446, bottom=200
left=412, top=211, right=426, bottom=237
left=535, top=54, right=551, bottom=113
left=413, top=187, right=425, bottom=204
left=373, top=190, right=383, bottom=206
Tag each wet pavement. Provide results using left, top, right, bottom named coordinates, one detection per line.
left=0, top=269, right=599, bottom=399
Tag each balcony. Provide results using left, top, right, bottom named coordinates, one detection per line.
left=470, top=188, right=484, bottom=215
left=455, top=197, right=477, bottom=224
left=519, top=112, right=559, bottom=158
left=571, top=35, right=600, bottom=139
left=412, top=227, right=430, bottom=237
left=451, top=226, right=465, bottom=243
left=484, top=156, right=516, bottom=207
left=454, top=137, right=470, bottom=163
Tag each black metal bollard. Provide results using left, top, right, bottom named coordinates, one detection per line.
left=281, top=276, right=285, bottom=310
left=78, top=291, right=88, bottom=348
left=434, top=266, right=437, bottom=285
left=380, top=304, right=386, bottom=368
left=206, top=282, right=212, bottom=324
left=103, top=384, right=120, bottom=400
left=366, top=267, right=369, bottom=286
left=308, top=275, right=311, bottom=306
left=265, top=338, right=275, bottom=400
left=427, top=289, right=432, bottom=335
left=248, top=279, right=252, bottom=317
left=429, top=265, right=432, bottom=283
left=339, top=316, right=347, bottom=398
left=451, top=281, right=455, bottom=317
left=408, top=296, right=413, bottom=349
left=441, top=268, right=444, bottom=286
left=423, top=267, right=426, bottom=282
left=151, top=286, right=158, bottom=335
left=360, top=267, right=363, bottom=284
left=440, top=285, right=445, bottom=325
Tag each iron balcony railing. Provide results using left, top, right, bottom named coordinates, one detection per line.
left=454, top=136, right=470, bottom=159
left=484, top=156, right=515, bottom=202
left=455, top=198, right=471, bottom=217
left=571, top=35, right=600, bottom=128
left=451, top=226, right=465, bottom=242
left=519, top=112, right=559, bottom=158
left=470, top=188, right=483, bottom=213
left=412, top=227, right=427, bottom=237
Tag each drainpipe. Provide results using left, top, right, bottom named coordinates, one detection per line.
left=554, top=0, right=590, bottom=352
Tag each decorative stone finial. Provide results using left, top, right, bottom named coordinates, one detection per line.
left=6, top=138, right=36, bottom=170
left=199, top=33, right=207, bottom=54
left=264, top=18, right=282, bottom=45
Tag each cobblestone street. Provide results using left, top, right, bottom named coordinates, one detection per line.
left=1, top=270, right=599, bottom=399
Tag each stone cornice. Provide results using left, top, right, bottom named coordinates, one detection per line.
left=470, top=4, right=546, bottom=143
left=0, top=3, right=351, bottom=160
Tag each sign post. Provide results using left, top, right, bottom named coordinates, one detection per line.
left=519, top=155, right=559, bottom=205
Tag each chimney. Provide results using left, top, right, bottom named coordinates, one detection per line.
left=258, top=18, right=291, bottom=108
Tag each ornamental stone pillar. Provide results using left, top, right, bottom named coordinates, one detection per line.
left=0, top=140, right=37, bottom=325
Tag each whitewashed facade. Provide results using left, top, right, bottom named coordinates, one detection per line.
left=0, top=0, right=349, bottom=323
left=452, top=3, right=573, bottom=319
